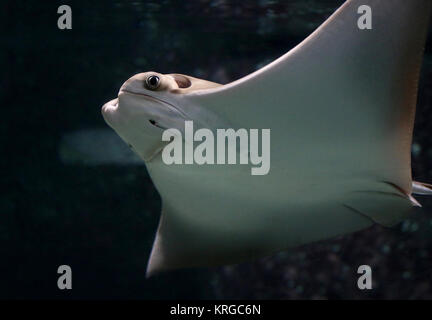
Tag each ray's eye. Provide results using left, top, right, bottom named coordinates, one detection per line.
left=145, top=75, right=160, bottom=90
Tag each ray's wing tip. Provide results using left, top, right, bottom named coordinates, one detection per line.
left=412, top=181, right=432, bottom=196
left=145, top=258, right=160, bottom=279
left=145, top=267, right=155, bottom=279
left=145, top=247, right=164, bottom=278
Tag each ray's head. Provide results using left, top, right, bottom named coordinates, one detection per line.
left=101, top=72, right=220, bottom=162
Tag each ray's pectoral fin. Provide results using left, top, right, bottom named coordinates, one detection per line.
left=344, top=182, right=421, bottom=227
left=145, top=204, right=199, bottom=278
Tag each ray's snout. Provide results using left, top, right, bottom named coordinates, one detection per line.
left=119, top=76, right=137, bottom=93
left=101, top=98, right=119, bottom=125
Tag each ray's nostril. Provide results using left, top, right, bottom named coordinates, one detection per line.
left=149, top=119, right=166, bottom=130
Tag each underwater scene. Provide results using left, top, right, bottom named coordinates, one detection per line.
left=2, top=0, right=432, bottom=299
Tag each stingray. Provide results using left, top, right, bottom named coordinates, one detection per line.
left=102, top=0, right=432, bottom=276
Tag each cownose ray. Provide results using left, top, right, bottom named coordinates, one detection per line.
left=102, top=0, right=432, bottom=277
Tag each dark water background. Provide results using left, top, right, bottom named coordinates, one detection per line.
left=2, top=0, right=432, bottom=299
